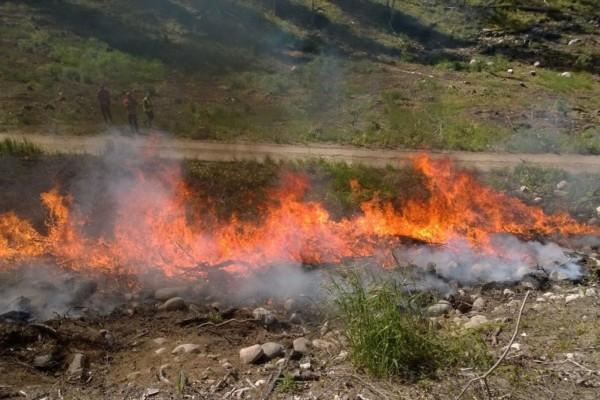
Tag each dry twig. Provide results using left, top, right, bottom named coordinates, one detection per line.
left=455, top=290, right=531, bottom=400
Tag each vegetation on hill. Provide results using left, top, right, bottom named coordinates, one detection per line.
left=0, top=1, right=599, bottom=153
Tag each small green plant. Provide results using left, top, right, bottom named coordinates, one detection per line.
left=275, top=373, right=298, bottom=394
left=0, top=138, right=42, bottom=157
left=332, top=273, right=490, bottom=378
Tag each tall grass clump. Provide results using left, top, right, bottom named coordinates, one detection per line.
left=333, top=274, right=490, bottom=379
left=0, top=138, right=42, bottom=157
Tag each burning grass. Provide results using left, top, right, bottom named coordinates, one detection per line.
left=332, top=274, right=491, bottom=378
left=0, top=147, right=597, bottom=278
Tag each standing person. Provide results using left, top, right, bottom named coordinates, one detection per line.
left=122, top=91, right=138, bottom=133
left=142, top=94, right=154, bottom=128
left=97, top=85, right=112, bottom=124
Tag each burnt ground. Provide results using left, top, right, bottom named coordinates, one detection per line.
left=2, top=268, right=600, bottom=400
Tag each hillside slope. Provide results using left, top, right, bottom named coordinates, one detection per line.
left=1, top=0, right=600, bottom=153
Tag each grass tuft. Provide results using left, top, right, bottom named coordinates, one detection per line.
left=0, top=138, right=43, bottom=157
left=332, top=273, right=490, bottom=379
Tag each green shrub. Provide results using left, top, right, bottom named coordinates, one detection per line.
left=332, top=274, right=490, bottom=379
left=0, top=138, right=43, bottom=157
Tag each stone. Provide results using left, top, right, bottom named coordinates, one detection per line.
left=472, top=297, right=486, bottom=311
left=556, top=180, right=568, bottom=190
left=255, top=379, right=267, bottom=387
left=67, top=353, right=86, bottom=377
left=510, top=343, right=521, bottom=351
left=252, top=307, right=276, bottom=325
left=312, top=339, right=336, bottom=352
left=596, top=206, right=600, bottom=217
left=568, top=38, right=581, bottom=46
left=159, top=297, right=187, bottom=312
left=153, top=338, right=168, bottom=346
left=172, top=344, right=202, bottom=355
left=425, top=302, right=452, bottom=317
left=33, top=354, right=53, bottom=369
left=585, top=288, right=597, bottom=297
left=503, top=289, right=515, bottom=296
left=239, top=345, right=264, bottom=364
left=293, top=338, right=310, bottom=355
left=154, top=287, right=187, bottom=301
left=533, top=61, right=541, bottom=67
left=519, top=185, right=529, bottom=193
left=464, top=315, right=489, bottom=330
left=533, top=197, right=543, bottom=204
left=507, top=68, right=514, bottom=74
left=221, top=361, right=233, bottom=369
left=289, top=313, right=303, bottom=324
left=470, top=58, right=478, bottom=65
left=155, top=347, right=167, bottom=355
left=560, top=72, right=572, bottom=78
left=284, top=298, right=297, bottom=312
left=300, top=361, right=312, bottom=370
left=565, top=294, right=581, bottom=304
left=261, top=342, right=284, bottom=359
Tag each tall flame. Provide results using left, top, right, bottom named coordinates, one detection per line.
left=0, top=155, right=596, bottom=276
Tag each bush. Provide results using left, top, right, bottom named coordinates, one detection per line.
left=333, top=274, right=490, bottom=379
left=0, top=138, right=42, bottom=157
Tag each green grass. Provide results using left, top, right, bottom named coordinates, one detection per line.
left=275, top=373, right=298, bottom=394
left=0, top=138, right=43, bottom=157
left=332, top=274, right=490, bottom=378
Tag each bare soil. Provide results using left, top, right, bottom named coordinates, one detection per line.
left=4, top=132, right=600, bottom=173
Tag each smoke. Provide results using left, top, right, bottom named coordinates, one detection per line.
left=0, top=134, right=593, bottom=321
left=394, top=233, right=583, bottom=285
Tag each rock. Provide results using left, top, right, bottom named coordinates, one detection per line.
left=67, top=353, right=87, bottom=378
left=535, top=297, right=546, bottom=302
left=289, top=312, right=303, bottom=324
left=33, top=354, right=53, bottom=369
left=565, top=294, right=581, bottom=304
left=510, top=343, right=521, bottom=351
left=261, top=342, right=284, bottom=359
left=521, top=271, right=549, bottom=290
left=153, top=338, right=168, bottom=346
left=560, top=72, right=572, bottom=78
left=172, top=344, right=202, bottom=355
left=425, top=302, right=452, bottom=317
left=470, top=58, right=478, bottom=65
left=533, top=197, right=543, bottom=204
left=519, top=185, right=529, bottom=193
left=506, top=299, right=521, bottom=309
left=255, top=379, right=267, bottom=387
left=585, top=288, right=597, bottom=297
left=550, top=270, right=571, bottom=281
left=596, top=206, right=600, bottom=217
left=159, top=297, right=187, bottom=312
left=568, top=38, right=581, bottom=46
left=556, top=180, right=568, bottom=190
left=529, top=70, right=537, bottom=76
left=293, top=338, right=310, bottom=355
left=503, top=289, right=515, bottom=296
left=252, top=307, right=276, bottom=325
left=284, top=298, right=297, bottom=312
left=312, top=339, right=336, bottom=352
left=334, top=351, right=349, bottom=362
left=239, top=345, right=264, bottom=364
left=533, top=61, right=541, bottom=67
left=472, top=297, right=486, bottom=311
left=507, top=68, right=514, bottom=74
left=155, top=347, right=167, bottom=355
left=464, top=315, right=489, bottom=330
left=154, top=287, right=187, bottom=301
left=300, top=361, right=312, bottom=370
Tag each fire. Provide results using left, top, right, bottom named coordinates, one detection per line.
left=0, top=155, right=596, bottom=275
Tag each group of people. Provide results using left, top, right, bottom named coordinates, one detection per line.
left=97, top=86, right=154, bottom=133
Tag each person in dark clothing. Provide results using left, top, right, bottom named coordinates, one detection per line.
left=97, top=85, right=112, bottom=124
left=123, top=92, right=138, bottom=133
left=142, top=95, right=154, bottom=128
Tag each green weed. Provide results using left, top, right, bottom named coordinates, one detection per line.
left=0, top=138, right=43, bottom=157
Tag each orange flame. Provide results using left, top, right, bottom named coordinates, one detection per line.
left=0, top=155, right=596, bottom=275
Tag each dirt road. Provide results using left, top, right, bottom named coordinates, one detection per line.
left=3, top=132, right=600, bottom=173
